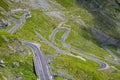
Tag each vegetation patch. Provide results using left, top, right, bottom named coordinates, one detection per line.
left=12, top=12, right=24, bottom=19
left=107, top=45, right=120, bottom=58
left=15, top=9, right=57, bottom=41
left=0, top=31, right=36, bottom=80
left=0, top=0, right=9, bottom=11
left=51, top=54, right=107, bottom=80
left=55, top=0, right=76, bottom=8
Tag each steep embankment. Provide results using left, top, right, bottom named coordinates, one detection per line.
left=0, top=1, right=36, bottom=80
left=13, top=0, right=120, bottom=80
left=0, top=0, right=120, bottom=80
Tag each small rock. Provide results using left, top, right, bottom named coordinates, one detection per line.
left=0, top=60, right=4, bottom=64
left=12, top=62, right=20, bottom=68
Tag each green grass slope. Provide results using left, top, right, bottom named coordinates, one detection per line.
left=0, top=31, right=36, bottom=79
left=0, top=0, right=120, bottom=80
left=0, top=0, right=9, bottom=11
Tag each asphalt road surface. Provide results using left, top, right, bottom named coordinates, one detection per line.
left=37, top=32, right=109, bottom=70
left=22, top=41, right=52, bottom=80
left=8, top=9, right=30, bottom=34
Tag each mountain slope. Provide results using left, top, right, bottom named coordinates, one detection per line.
left=0, top=0, right=120, bottom=80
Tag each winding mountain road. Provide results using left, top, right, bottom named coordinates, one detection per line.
left=8, top=9, right=53, bottom=80
left=102, top=44, right=120, bottom=61
left=49, top=22, right=110, bottom=70
left=92, top=28, right=120, bottom=62
left=22, top=41, right=52, bottom=80
left=37, top=31, right=109, bottom=70
left=49, top=23, right=71, bottom=49
left=50, top=27, right=70, bottom=43
left=8, top=9, right=30, bottom=34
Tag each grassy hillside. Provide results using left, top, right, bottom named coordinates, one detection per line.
left=0, top=0, right=26, bottom=22
left=75, top=0, right=120, bottom=39
left=0, top=0, right=120, bottom=80
left=0, top=0, right=8, bottom=20
left=0, top=0, right=9, bottom=11
left=0, top=31, right=36, bottom=79
left=13, top=1, right=120, bottom=80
